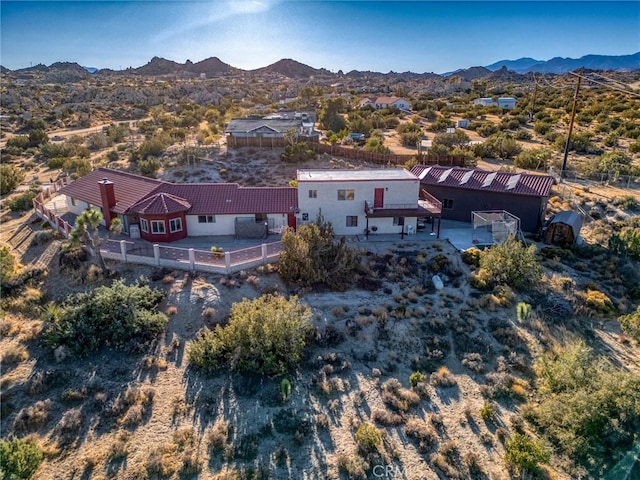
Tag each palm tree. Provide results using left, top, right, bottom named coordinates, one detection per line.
left=70, top=208, right=122, bottom=272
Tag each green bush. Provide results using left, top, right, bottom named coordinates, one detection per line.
left=7, top=190, right=38, bottom=212
left=619, top=306, right=640, bottom=343
left=188, top=294, right=313, bottom=376
left=138, top=158, right=161, bottom=176
left=0, top=164, right=25, bottom=195
left=514, top=148, right=552, bottom=170
left=43, top=278, right=167, bottom=356
left=0, top=245, right=17, bottom=282
left=478, top=236, right=542, bottom=290
left=280, top=143, right=317, bottom=163
left=461, top=247, right=481, bottom=267
left=0, top=438, right=43, bottom=479
left=355, top=422, right=383, bottom=453
left=409, top=371, right=427, bottom=388
left=278, top=214, right=367, bottom=291
left=609, top=228, right=640, bottom=260
left=505, top=433, right=550, bottom=475
left=531, top=342, right=640, bottom=473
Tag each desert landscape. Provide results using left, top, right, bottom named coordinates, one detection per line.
left=1, top=53, right=639, bottom=480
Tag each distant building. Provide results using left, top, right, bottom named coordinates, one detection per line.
left=359, top=96, right=411, bottom=111
left=497, top=97, right=517, bottom=110
left=456, top=119, right=469, bottom=128
left=225, top=116, right=318, bottom=148
left=473, top=97, right=495, bottom=107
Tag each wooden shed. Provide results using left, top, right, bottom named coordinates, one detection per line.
left=543, top=211, right=583, bottom=246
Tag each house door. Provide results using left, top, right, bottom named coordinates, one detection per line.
left=287, top=213, right=297, bottom=230
left=374, top=188, right=384, bottom=208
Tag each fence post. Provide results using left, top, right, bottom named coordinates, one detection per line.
left=153, top=244, right=160, bottom=266
left=261, top=243, right=268, bottom=263
left=120, top=240, right=127, bottom=262
left=224, top=251, right=231, bottom=274
left=188, top=248, right=195, bottom=271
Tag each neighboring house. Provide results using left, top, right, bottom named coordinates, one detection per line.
left=456, top=119, right=469, bottom=128
left=473, top=97, right=495, bottom=107
left=472, top=97, right=517, bottom=110
left=497, top=97, right=517, bottom=110
left=359, top=96, right=411, bottom=111
left=225, top=116, right=318, bottom=147
left=296, top=169, right=434, bottom=236
left=411, top=165, right=555, bottom=232
left=58, top=168, right=297, bottom=242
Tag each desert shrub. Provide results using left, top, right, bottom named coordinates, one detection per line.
left=409, top=371, right=427, bottom=388
left=479, top=402, right=495, bottom=421
left=404, top=418, right=437, bottom=452
left=514, top=148, right=552, bottom=170
left=430, top=366, right=457, bottom=387
left=461, top=352, right=484, bottom=372
left=0, top=438, right=43, bottom=479
left=618, top=306, right=640, bottom=343
left=505, top=433, right=551, bottom=476
left=372, top=409, right=404, bottom=426
left=188, top=294, right=312, bottom=376
left=6, top=190, right=38, bottom=212
left=42, top=278, right=167, bottom=356
left=0, top=164, right=25, bottom=195
left=531, top=342, right=640, bottom=473
left=278, top=214, right=368, bottom=291
left=461, top=248, right=481, bottom=267
left=138, top=158, right=160, bottom=176
left=280, top=143, right=317, bottom=163
left=583, top=289, right=615, bottom=315
left=0, top=245, right=18, bottom=283
left=478, top=236, right=542, bottom=290
left=13, top=400, right=52, bottom=431
left=207, top=419, right=229, bottom=452
left=609, top=228, right=640, bottom=261
left=355, top=422, right=383, bottom=453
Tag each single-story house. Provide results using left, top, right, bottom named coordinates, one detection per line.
left=410, top=165, right=555, bottom=232
left=473, top=97, right=495, bottom=107
left=296, top=168, right=437, bottom=236
left=58, top=168, right=297, bottom=242
left=225, top=116, right=318, bottom=147
left=359, top=96, right=411, bottom=111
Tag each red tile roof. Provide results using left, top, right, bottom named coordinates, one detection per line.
left=129, top=193, right=191, bottom=215
left=161, top=184, right=298, bottom=214
left=59, top=168, right=298, bottom=216
left=58, top=168, right=163, bottom=214
left=410, top=165, right=554, bottom=197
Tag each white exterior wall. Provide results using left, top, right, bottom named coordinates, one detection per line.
left=186, top=213, right=288, bottom=236
left=392, top=100, right=410, bottom=110
left=297, top=179, right=420, bottom=236
left=65, top=197, right=106, bottom=225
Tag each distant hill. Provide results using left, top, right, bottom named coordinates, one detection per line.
left=189, top=56, right=239, bottom=76
left=485, top=52, right=640, bottom=74
left=250, top=58, right=329, bottom=78
left=133, top=56, right=184, bottom=76
left=443, top=66, right=492, bottom=80
left=83, top=66, right=99, bottom=74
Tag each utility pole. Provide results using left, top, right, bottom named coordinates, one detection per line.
left=560, top=75, right=581, bottom=181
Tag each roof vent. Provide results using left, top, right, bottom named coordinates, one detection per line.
left=418, top=167, right=431, bottom=180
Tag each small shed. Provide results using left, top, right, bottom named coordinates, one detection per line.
left=543, top=211, right=583, bottom=246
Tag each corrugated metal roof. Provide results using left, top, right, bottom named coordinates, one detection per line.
left=410, top=165, right=554, bottom=197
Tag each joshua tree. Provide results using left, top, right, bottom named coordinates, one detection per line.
left=70, top=208, right=122, bottom=272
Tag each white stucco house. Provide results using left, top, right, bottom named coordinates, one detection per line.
left=296, top=168, right=434, bottom=236
left=359, top=96, right=411, bottom=111
left=497, top=97, right=517, bottom=110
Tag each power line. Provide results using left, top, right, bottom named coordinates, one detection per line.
left=569, top=71, right=640, bottom=98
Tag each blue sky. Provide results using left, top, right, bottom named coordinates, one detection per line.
left=1, top=1, right=638, bottom=73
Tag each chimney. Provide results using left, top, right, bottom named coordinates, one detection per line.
left=98, top=178, right=116, bottom=228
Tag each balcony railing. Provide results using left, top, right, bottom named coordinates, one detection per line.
left=364, top=200, right=420, bottom=213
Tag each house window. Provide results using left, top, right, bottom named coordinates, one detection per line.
left=308, top=189, right=317, bottom=198
left=255, top=213, right=268, bottom=223
left=443, top=199, right=454, bottom=209
left=140, top=218, right=148, bottom=233
left=198, top=215, right=216, bottom=223
left=393, top=217, right=405, bottom=226
left=346, top=216, right=358, bottom=227
left=151, top=220, right=166, bottom=234
left=70, top=197, right=76, bottom=206
left=338, top=189, right=355, bottom=201
left=169, top=217, right=183, bottom=233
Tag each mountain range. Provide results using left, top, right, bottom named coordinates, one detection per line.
left=3, top=52, right=638, bottom=79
